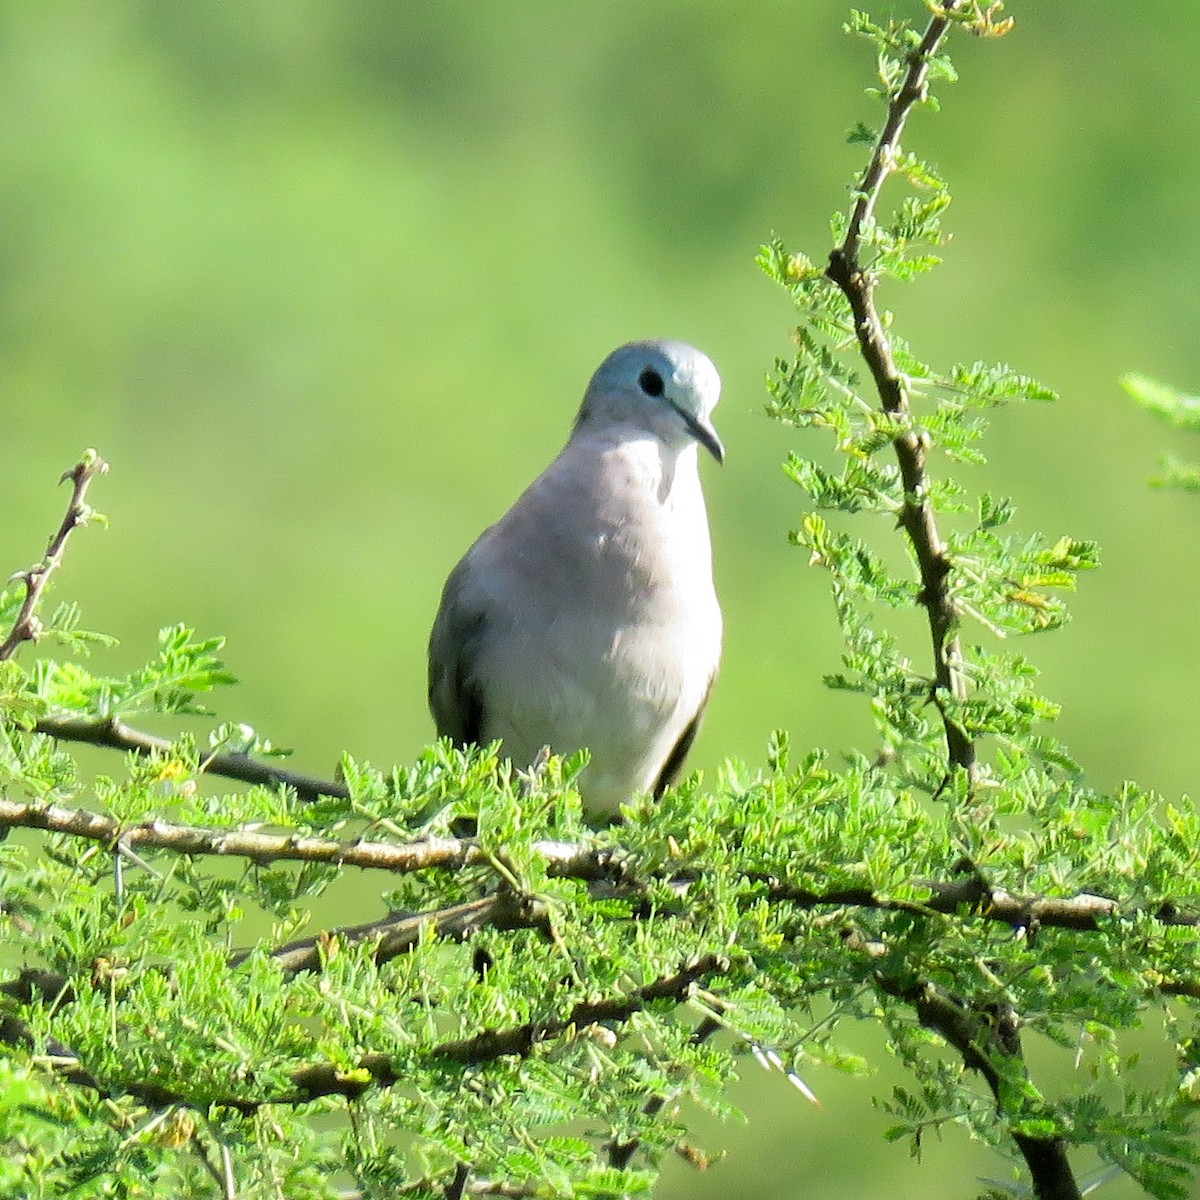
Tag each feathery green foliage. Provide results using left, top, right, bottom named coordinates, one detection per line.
left=2, top=6, right=1198, bottom=1200
left=1122, top=373, right=1200, bottom=490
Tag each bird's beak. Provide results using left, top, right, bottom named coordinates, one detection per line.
left=676, top=407, right=725, bottom=464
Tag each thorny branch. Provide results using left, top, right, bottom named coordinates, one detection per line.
left=824, top=9, right=1084, bottom=1199
left=824, top=2, right=977, bottom=779
left=0, top=454, right=342, bottom=800
left=0, top=451, right=108, bottom=663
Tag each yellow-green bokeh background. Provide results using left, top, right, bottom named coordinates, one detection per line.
left=2, top=3, right=1198, bottom=1196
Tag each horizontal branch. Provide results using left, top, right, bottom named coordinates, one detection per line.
left=2, top=893, right=548, bottom=1010
left=9, top=874, right=1191, bottom=1025
left=4, top=796, right=1195, bottom=937
left=293, top=954, right=722, bottom=1104
left=20, top=956, right=722, bottom=1114
left=435, top=955, right=722, bottom=1067
left=767, top=877, right=1200, bottom=932
left=0, top=793, right=470, bottom=871
left=0, top=794, right=607, bottom=886
left=235, top=892, right=547, bottom=973
left=33, top=715, right=349, bottom=803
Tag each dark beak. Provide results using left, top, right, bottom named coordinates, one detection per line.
left=676, top=407, right=725, bottom=464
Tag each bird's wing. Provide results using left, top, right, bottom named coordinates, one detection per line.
left=651, top=670, right=718, bottom=798
left=427, top=556, right=490, bottom=747
left=427, top=456, right=591, bottom=755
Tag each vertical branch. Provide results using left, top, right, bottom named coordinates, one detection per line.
left=0, top=450, right=108, bottom=662
left=825, top=15, right=1080, bottom=1193
left=446, top=1162, right=471, bottom=1200
left=824, top=6, right=977, bottom=778
left=883, top=977, right=1083, bottom=1200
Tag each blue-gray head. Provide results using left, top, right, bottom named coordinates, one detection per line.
left=575, top=340, right=724, bottom=463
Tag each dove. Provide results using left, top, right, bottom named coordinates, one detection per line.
left=428, top=340, right=723, bottom=818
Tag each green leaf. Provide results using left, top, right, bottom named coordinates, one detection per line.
left=1121, top=372, right=1200, bottom=431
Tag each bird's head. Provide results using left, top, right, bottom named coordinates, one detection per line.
left=576, top=340, right=724, bottom=464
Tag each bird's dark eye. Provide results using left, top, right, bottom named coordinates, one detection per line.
left=638, top=368, right=665, bottom=397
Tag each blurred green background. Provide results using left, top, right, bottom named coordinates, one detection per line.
left=2, top=2, right=1198, bottom=1196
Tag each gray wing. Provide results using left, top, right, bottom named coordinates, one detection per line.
left=651, top=672, right=717, bottom=798
left=427, top=557, right=490, bottom=747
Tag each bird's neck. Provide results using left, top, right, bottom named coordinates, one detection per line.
left=581, top=426, right=699, bottom=506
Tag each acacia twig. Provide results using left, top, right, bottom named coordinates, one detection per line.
left=235, top=892, right=547, bottom=972
left=0, top=451, right=108, bottom=662
left=431, top=955, right=721, bottom=1067
left=33, top=715, right=350, bottom=802
left=824, top=3, right=976, bottom=778
left=766, top=877, right=1200, bottom=932
left=0, top=453, right=345, bottom=801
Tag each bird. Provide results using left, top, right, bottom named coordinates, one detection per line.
left=427, top=339, right=724, bottom=820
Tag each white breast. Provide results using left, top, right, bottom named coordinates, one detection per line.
left=466, top=430, right=721, bottom=815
